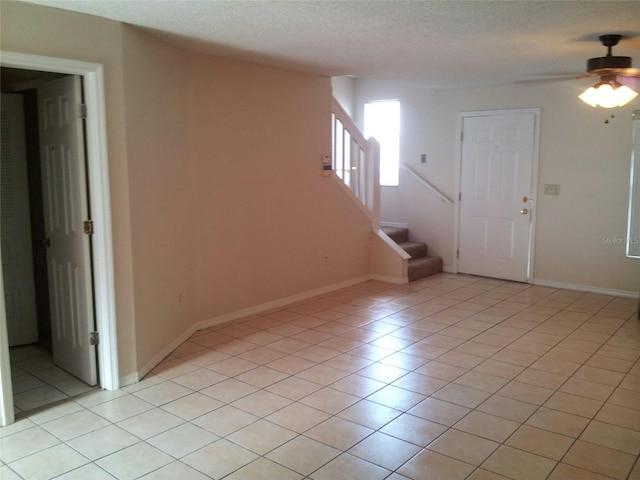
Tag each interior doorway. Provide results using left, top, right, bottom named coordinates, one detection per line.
left=2, top=68, right=99, bottom=414
left=0, top=52, right=119, bottom=427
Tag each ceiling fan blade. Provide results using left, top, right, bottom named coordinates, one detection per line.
left=513, top=74, right=594, bottom=85
left=618, top=68, right=640, bottom=78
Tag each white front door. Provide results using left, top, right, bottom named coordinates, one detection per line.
left=38, top=75, right=97, bottom=385
left=1, top=94, right=38, bottom=346
left=458, top=111, right=537, bottom=282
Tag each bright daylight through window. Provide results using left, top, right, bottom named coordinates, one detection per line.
left=364, top=100, right=400, bottom=186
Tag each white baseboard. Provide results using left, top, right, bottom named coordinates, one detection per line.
left=125, top=271, right=640, bottom=385
left=130, top=271, right=620, bottom=387
left=532, top=278, right=640, bottom=299
left=125, top=275, right=391, bottom=386
left=127, top=324, right=201, bottom=386
left=371, top=274, right=409, bottom=285
left=195, top=275, right=374, bottom=333
left=119, top=372, right=140, bottom=387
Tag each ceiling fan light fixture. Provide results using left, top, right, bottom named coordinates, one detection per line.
left=579, top=77, right=638, bottom=108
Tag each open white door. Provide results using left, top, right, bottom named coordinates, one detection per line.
left=38, top=75, right=97, bottom=385
left=458, top=111, right=538, bottom=282
left=1, top=52, right=119, bottom=426
left=1, top=93, right=39, bottom=346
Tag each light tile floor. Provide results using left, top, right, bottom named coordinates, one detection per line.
left=9, top=345, right=97, bottom=414
left=1, top=273, right=639, bottom=480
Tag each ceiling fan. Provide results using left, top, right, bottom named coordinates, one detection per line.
left=577, top=34, right=639, bottom=108
left=583, top=34, right=640, bottom=79
left=522, top=34, right=639, bottom=108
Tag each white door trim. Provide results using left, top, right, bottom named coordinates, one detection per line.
left=0, top=51, right=119, bottom=426
left=453, top=108, right=540, bottom=281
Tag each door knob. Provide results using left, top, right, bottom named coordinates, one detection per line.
left=520, top=209, right=528, bottom=214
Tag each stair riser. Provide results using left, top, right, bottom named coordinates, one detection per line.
left=401, top=243, right=427, bottom=258
left=382, top=227, right=409, bottom=244
left=408, top=257, right=443, bottom=281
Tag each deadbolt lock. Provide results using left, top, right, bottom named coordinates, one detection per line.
left=522, top=196, right=529, bottom=203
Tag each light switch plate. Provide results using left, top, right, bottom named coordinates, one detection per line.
left=544, top=184, right=560, bottom=195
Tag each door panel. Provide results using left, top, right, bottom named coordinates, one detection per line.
left=495, top=218, right=516, bottom=260
left=470, top=217, right=489, bottom=257
left=459, top=112, right=536, bottom=282
left=38, top=75, right=96, bottom=385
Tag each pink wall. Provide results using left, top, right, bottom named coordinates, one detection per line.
left=3, top=2, right=375, bottom=379
left=122, top=30, right=373, bottom=371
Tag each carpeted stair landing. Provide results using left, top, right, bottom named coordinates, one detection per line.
left=382, top=226, right=443, bottom=281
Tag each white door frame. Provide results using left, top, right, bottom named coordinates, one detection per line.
left=453, top=108, right=540, bottom=280
left=0, top=51, right=119, bottom=426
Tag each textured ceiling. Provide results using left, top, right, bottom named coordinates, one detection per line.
left=17, top=0, right=640, bottom=89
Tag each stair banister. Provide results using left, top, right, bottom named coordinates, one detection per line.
left=400, top=164, right=454, bottom=204
left=331, top=97, right=380, bottom=230
left=332, top=98, right=368, bottom=151
left=331, top=97, right=411, bottom=284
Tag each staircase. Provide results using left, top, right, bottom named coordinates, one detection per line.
left=381, top=226, right=443, bottom=281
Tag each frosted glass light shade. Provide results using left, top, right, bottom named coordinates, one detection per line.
left=579, top=81, right=638, bottom=108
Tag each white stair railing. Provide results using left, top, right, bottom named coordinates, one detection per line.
left=331, top=98, right=380, bottom=230
left=400, top=164, right=454, bottom=204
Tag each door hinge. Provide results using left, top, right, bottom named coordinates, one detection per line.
left=79, top=104, right=87, bottom=119
left=459, top=192, right=462, bottom=201
left=457, top=249, right=459, bottom=259
left=84, top=220, right=94, bottom=235
left=90, top=331, right=99, bottom=345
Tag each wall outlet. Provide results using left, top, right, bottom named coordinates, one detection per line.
left=544, top=184, right=560, bottom=196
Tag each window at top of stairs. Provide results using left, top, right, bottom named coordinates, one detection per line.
left=364, top=99, right=400, bottom=187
